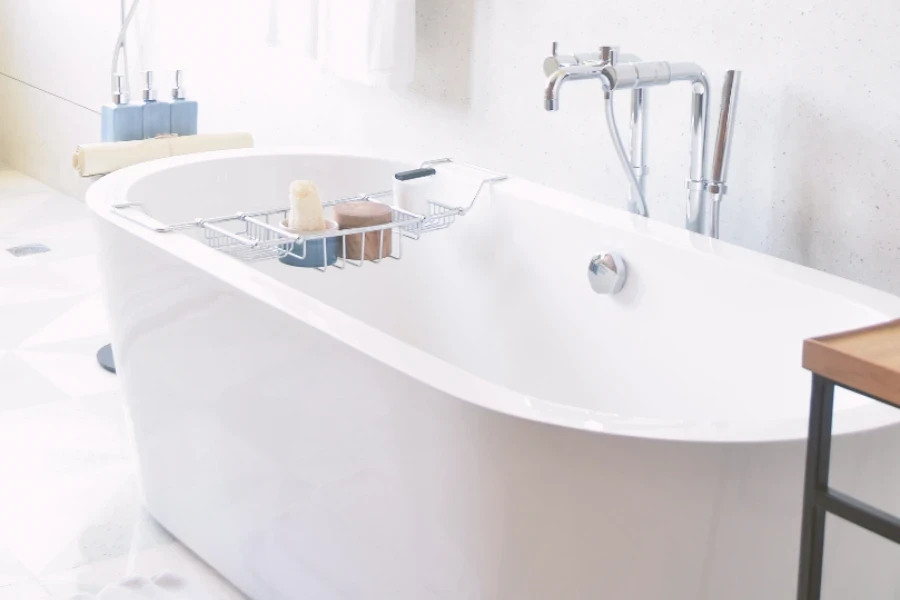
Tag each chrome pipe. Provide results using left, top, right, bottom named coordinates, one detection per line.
left=656, top=62, right=710, bottom=234
left=709, top=198, right=722, bottom=240
left=604, top=61, right=709, bottom=233
left=685, top=76, right=709, bottom=235
left=605, top=92, right=648, bottom=216
left=628, top=88, right=648, bottom=216
left=601, top=49, right=649, bottom=216
left=596, top=48, right=649, bottom=215
left=119, top=0, right=130, bottom=93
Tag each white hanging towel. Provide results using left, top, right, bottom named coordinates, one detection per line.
left=317, top=0, right=416, bottom=88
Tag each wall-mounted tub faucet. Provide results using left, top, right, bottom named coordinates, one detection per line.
left=543, top=45, right=740, bottom=238
left=544, top=45, right=649, bottom=218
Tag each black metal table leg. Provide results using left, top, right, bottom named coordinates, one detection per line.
left=797, top=375, right=835, bottom=600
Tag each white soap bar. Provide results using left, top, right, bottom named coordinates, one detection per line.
left=393, top=176, right=433, bottom=216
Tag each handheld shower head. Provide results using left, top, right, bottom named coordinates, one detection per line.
left=707, top=69, right=741, bottom=238
left=710, top=70, right=741, bottom=189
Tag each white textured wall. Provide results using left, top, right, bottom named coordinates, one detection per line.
left=1, top=0, right=899, bottom=293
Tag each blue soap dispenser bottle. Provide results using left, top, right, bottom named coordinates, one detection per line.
left=169, top=70, right=198, bottom=136
left=100, top=75, right=143, bottom=142
left=141, top=70, right=171, bottom=138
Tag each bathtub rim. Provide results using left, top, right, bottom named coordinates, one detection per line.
left=86, top=146, right=900, bottom=444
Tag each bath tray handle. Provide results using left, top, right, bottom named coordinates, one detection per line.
left=110, top=202, right=194, bottom=233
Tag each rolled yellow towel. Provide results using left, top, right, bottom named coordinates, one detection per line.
left=72, top=133, right=254, bottom=177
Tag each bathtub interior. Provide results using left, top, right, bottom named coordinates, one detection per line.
left=122, top=153, right=895, bottom=430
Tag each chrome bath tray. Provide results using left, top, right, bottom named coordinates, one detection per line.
left=110, top=158, right=507, bottom=271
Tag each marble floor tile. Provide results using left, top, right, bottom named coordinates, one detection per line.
left=0, top=168, right=53, bottom=198
left=0, top=420, right=133, bottom=575
left=43, top=545, right=246, bottom=600
left=45, top=255, right=105, bottom=297
left=0, top=262, right=89, bottom=306
left=0, top=543, right=32, bottom=587
left=0, top=296, right=88, bottom=350
left=14, top=349, right=119, bottom=398
left=1, top=218, right=99, bottom=264
left=0, top=190, right=91, bottom=235
left=0, top=191, right=57, bottom=233
left=0, top=351, right=70, bottom=412
left=18, top=294, right=110, bottom=350
left=0, top=166, right=243, bottom=598
left=0, top=580, right=50, bottom=599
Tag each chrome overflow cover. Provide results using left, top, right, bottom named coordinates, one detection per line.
left=587, top=252, right=627, bottom=294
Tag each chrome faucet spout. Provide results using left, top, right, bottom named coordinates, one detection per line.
left=543, top=70, right=565, bottom=111
left=543, top=65, right=610, bottom=112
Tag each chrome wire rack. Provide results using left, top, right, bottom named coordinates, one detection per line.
left=110, top=158, right=507, bottom=271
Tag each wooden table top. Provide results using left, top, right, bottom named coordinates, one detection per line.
left=803, top=319, right=900, bottom=407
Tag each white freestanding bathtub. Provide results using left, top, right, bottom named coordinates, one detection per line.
left=88, top=149, right=900, bottom=599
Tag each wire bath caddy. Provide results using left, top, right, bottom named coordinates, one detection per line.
left=110, top=158, right=507, bottom=271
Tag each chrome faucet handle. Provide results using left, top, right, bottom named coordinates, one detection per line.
left=544, top=41, right=579, bottom=76
left=546, top=43, right=625, bottom=76
left=598, top=46, right=644, bottom=65
left=598, top=46, right=620, bottom=65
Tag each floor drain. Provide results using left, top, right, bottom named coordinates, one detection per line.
left=6, top=243, right=51, bottom=257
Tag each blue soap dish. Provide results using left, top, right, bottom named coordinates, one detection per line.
left=278, top=219, right=340, bottom=268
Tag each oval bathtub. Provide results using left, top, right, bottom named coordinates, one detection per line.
left=88, top=149, right=900, bottom=599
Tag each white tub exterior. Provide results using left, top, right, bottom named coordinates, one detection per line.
left=88, top=149, right=900, bottom=599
